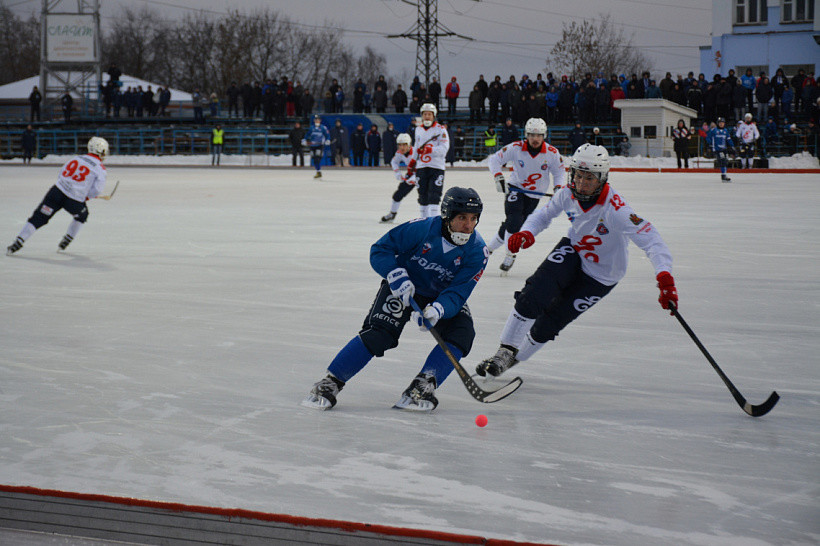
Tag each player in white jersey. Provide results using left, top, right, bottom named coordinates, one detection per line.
left=379, top=133, right=419, bottom=223
left=735, top=113, right=760, bottom=169
left=6, top=137, right=110, bottom=255
left=486, top=117, right=566, bottom=274
left=476, top=144, right=678, bottom=378
left=408, top=103, right=450, bottom=218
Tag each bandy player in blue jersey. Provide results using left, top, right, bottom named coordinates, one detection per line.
left=303, top=187, right=488, bottom=412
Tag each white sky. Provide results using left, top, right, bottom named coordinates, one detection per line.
left=8, top=0, right=713, bottom=83
left=1, top=165, right=817, bottom=545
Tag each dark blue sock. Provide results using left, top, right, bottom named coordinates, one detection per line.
left=421, top=343, right=463, bottom=386
left=327, top=335, right=373, bottom=383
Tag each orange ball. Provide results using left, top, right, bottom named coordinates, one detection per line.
left=475, top=414, right=488, bottom=427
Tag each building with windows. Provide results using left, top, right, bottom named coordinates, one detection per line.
left=700, top=0, right=818, bottom=78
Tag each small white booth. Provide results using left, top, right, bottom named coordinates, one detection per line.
left=613, top=99, right=697, bottom=157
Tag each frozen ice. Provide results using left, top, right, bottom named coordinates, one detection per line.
left=1, top=164, right=818, bottom=545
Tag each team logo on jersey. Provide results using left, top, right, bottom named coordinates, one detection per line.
left=501, top=146, right=508, bottom=153
left=629, top=214, right=644, bottom=226
left=472, top=269, right=484, bottom=282
left=454, top=256, right=462, bottom=267
left=518, top=160, right=525, bottom=168
left=422, top=242, right=432, bottom=254
left=596, top=222, right=609, bottom=235
left=566, top=211, right=576, bottom=223
left=541, top=163, right=548, bottom=170
left=40, top=205, right=54, bottom=215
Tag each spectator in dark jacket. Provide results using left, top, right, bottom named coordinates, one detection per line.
left=772, top=68, right=788, bottom=115
left=330, top=119, right=349, bottom=166
left=382, top=122, right=398, bottom=164
left=716, top=78, right=733, bottom=121
left=350, top=123, right=366, bottom=166
left=21, top=125, right=36, bottom=164
left=732, top=80, right=748, bottom=122
left=755, top=76, right=773, bottom=122
left=392, top=85, right=408, bottom=113
left=500, top=118, right=519, bottom=145
left=365, top=125, right=381, bottom=166
left=289, top=121, right=306, bottom=167
left=568, top=122, right=587, bottom=153
left=469, top=85, right=483, bottom=122
left=29, top=86, right=42, bottom=122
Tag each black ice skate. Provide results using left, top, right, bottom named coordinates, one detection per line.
left=380, top=212, right=397, bottom=223
left=393, top=372, right=438, bottom=412
left=6, top=237, right=23, bottom=256
left=475, top=345, right=519, bottom=377
left=721, top=174, right=732, bottom=183
left=301, top=374, right=345, bottom=410
left=58, top=234, right=73, bottom=251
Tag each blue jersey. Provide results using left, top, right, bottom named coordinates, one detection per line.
left=708, top=127, right=734, bottom=151
left=306, top=123, right=330, bottom=147
left=370, top=217, right=488, bottom=318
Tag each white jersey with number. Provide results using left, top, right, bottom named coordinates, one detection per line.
left=735, top=121, right=759, bottom=145
left=488, top=140, right=566, bottom=195
left=413, top=122, right=449, bottom=171
left=390, top=148, right=418, bottom=183
left=55, top=153, right=107, bottom=202
left=521, top=184, right=672, bottom=286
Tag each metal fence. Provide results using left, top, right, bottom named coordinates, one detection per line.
left=0, top=126, right=816, bottom=162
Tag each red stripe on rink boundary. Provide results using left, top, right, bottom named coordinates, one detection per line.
left=0, top=484, right=559, bottom=546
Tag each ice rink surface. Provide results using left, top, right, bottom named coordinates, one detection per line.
left=1, top=165, right=818, bottom=546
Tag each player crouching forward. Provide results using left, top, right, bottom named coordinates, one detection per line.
left=380, top=133, right=418, bottom=223
left=486, top=117, right=565, bottom=274
left=303, top=187, right=489, bottom=412
left=7, top=136, right=109, bottom=256
left=476, top=144, right=678, bottom=378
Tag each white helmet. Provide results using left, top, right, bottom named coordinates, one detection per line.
left=420, top=103, right=437, bottom=116
left=744, top=113, right=752, bottom=121
left=87, top=136, right=109, bottom=159
left=396, top=133, right=412, bottom=145
left=569, top=144, right=610, bottom=202
left=524, top=117, right=547, bottom=136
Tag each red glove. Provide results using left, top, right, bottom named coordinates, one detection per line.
left=507, top=231, right=535, bottom=253
left=405, top=159, right=417, bottom=178
left=657, top=272, right=678, bottom=313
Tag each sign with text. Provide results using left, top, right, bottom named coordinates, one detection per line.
left=45, top=14, right=97, bottom=62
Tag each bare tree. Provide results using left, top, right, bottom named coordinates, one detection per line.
left=548, top=14, right=651, bottom=78
left=0, top=6, right=40, bottom=85
left=102, top=7, right=173, bottom=84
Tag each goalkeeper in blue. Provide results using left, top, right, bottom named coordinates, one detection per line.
left=302, top=187, right=489, bottom=412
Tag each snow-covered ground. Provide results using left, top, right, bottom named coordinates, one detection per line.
left=1, top=166, right=818, bottom=546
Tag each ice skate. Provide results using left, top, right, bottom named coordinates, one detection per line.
left=475, top=345, right=519, bottom=377
left=380, top=212, right=397, bottom=223
left=314, top=171, right=322, bottom=179
left=393, top=373, right=438, bottom=412
left=721, top=174, right=731, bottom=183
left=301, top=374, right=345, bottom=410
left=499, top=251, right=516, bottom=275
left=6, top=237, right=23, bottom=256
left=58, top=234, right=73, bottom=251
